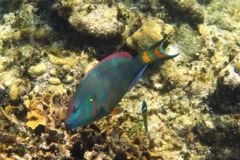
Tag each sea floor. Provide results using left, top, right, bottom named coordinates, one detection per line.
left=0, top=0, right=240, bottom=159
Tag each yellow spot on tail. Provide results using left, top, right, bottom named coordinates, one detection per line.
left=154, top=46, right=167, bottom=58
left=142, top=51, right=151, bottom=63
left=90, top=98, right=93, bottom=102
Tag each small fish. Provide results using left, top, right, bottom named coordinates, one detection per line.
left=65, top=36, right=179, bottom=129
left=142, top=100, right=148, bottom=134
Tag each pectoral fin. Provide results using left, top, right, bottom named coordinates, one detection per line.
left=109, top=107, right=124, bottom=116
left=128, top=65, right=148, bottom=91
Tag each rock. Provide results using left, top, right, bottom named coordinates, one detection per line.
left=0, top=64, right=5, bottom=73
left=162, top=0, right=204, bottom=27
left=68, top=4, right=124, bottom=39
left=83, top=59, right=98, bottom=75
left=219, top=54, right=240, bottom=88
left=34, top=25, right=54, bottom=41
left=126, top=20, right=174, bottom=53
left=208, top=54, right=240, bottom=113
left=234, top=59, right=240, bottom=75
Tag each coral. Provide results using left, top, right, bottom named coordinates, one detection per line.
left=48, top=77, right=61, bottom=85
left=62, top=64, right=71, bottom=73
left=83, top=59, right=98, bottom=75
left=194, top=115, right=240, bottom=159
left=0, top=13, right=16, bottom=52
left=161, top=0, right=204, bottom=27
left=47, top=85, right=65, bottom=96
left=48, top=54, right=76, bottom=67
left=219, top=54, right=240, bottom=89
left=49, top=68, right=58, bottom=76
left=68, top=4, right=124, bottom=39
left=34, top=25, right=54, bottom=41
left=221, top=66, right=240, bottom=88
left=63, top=75, right=74, bottom=84
left=84, top=151, right=111, bottom=159
left=0, top=0, right=240, bottom=159
left=126, top=19, right=174, bottom=53
left=206, top=1, right=240, bottom=31
left=207, top=54, right=240, bottom=114
left=28, top=63, right=47, bottom=77
left=0, top=57, right=11, bottom=73
left=174, top=24, right=203, bottom=60
left=0, top=64, right=5, bottom=73
left=9, top=82, right=19, bottom=101
left=26, top=110, right=47, bottom=130
left=233, top=56, right=240, bottom=75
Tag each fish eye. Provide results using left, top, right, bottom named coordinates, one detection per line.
left=73, top=104, right=79, bottom=113
left=72, top=100, right=81, bottom=113
left=73, top=105, right=78, bottom=113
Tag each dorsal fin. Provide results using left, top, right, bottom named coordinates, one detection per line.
left=84, top=52, right=132, bottom=77
left=101, top=52, right=132, bottom=61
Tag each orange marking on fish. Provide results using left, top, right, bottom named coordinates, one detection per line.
left=142, top=51, right=151, bottom=63
left=154, top=46, right=167, bottom=58
left=110, top=107, right=122, bottom=115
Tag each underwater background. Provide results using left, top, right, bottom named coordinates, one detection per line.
left=0, top=0, right=240, bottom=159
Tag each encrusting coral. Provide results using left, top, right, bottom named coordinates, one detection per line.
left=48, top=54, right=76, bottom=67
left=9, top=82, right=19, bottom=101
left=28, top=63, right=47, bottom=77
left=26, top=110, right=48, bottom=130
left=48, top=77, right=61, bottom=85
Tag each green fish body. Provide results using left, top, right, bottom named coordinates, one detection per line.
left=65, top=37, right=179, bottom=129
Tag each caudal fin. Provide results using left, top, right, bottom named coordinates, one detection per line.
left=139, top=36, right=179, bottom=64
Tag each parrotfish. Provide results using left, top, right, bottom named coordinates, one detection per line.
left=142, top=100, right=148, bottom=134
left=65, top=36, right=179, bottom=129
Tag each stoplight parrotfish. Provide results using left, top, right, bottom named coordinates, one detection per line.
left=65, top=36, right=179, bottom=129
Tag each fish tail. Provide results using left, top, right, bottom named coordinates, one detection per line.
left=138, top=36, right=179, bottom=64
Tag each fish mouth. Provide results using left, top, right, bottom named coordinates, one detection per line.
left=64, top=117, right=77, bottom=130
left=65, top=121, right=76, bottom=130
left=64, top=110, right=87, bottom=130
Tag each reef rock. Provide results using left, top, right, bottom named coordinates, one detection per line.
left=68, top=4, right=124, bottom=39
left=162, top=0, right=204, bottom=27
left=126, top=19, right=174, bottom=53
left=219, top=54, right=240, bottom=89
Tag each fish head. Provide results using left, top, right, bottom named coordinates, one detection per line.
left=64, top=96, right=91, bottom=129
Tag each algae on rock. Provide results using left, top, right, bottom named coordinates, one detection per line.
left=68, top=4, right=124, bottom=39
